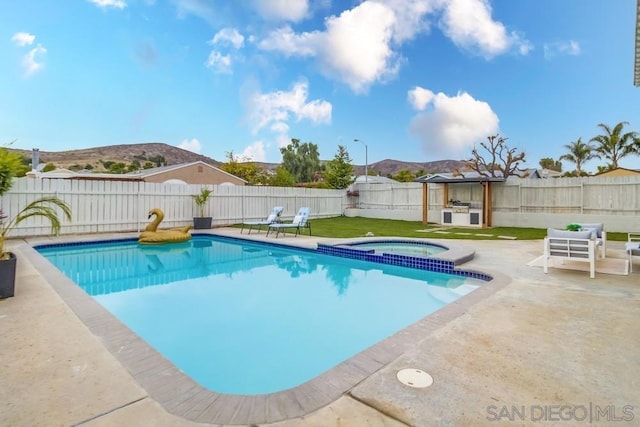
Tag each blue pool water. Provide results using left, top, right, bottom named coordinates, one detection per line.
left=37, top=236, right=483, bottom=395
left=349, top=241, right=447, bottom=257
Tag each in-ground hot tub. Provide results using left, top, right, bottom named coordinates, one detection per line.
left=318, top=239, right=479, bottom=274
left=346, top=239, right=448, bottom=257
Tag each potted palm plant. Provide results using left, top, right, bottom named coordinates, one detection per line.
left=191, top=187, right=213, bottom=229
left=0, top=145, right=72, bottom=298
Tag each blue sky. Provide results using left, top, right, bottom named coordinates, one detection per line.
left=1, top=0, right=638, bottom=173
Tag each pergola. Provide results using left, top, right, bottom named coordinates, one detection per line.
left=415, top=175, right=504, bottom=227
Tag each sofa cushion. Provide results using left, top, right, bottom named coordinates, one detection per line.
left=576, top=223, right=603, bottom=238
left=547, top=228, right=592, bottom=240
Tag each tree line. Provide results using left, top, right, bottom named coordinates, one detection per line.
left=224, top=121, right=639, bottom=186
left=554, top=121, right=639, bottom=176
left=220, top=139, right=358, bottom=189
left=220, top=138, right=433, bottom=188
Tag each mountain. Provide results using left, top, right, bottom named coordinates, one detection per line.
left=255, top=158, right=467, bottom=176
left=9, top=143, right=221, bottom=171
left=365, top=158, right=468, bottom=177
left=9, top=142, right=466, bottom=175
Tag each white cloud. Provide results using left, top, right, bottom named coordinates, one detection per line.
left=440, top=0, right=531, bottom=59
left=240, top=141, right=266, bottom=162
left=408, top=87, right=499, bottom=157
left=374, top=0, right=441, bottom=43
left=543, top=40, right=581, bottom=59
left=245, top=80, right=332, bottom=134
left=88, top=0, right=127, bottom=9
left=516, top=34, right=534, bottom=55
left=318, top=2, right=400, bottom=93
left=22, top=45, right=47, bottom=77
left=206, top=28, right=244, bottom=74
left=11, top=32, right=36, bottom=47
left=270, top=122, right=290, bottom=134
left=259, top=1, right=401, bottom=93
left=254, top=0, right=529, bottom=92
left=210, top=28, right=244, bottom=49
left=408, top=86, right=435, bottom=110
left=254, top=0, right=309, bottom=22
left=257, top=26, right=318, bottom=57
left=205, top=51, right=232, bottom=73
left=178, top=138, right=202, bottom=153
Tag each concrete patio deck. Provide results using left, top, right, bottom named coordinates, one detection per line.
left=1, top=229, right=638, bottom=426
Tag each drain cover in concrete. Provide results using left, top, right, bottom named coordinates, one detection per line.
left=396, top=368, right=433, bottom=388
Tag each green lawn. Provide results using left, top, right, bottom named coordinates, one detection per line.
left=234, top=216, right=629, bottom=241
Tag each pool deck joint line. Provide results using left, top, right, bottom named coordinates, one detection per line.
left=416, top=229, right=518, bottom=240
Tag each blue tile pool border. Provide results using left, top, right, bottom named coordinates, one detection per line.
left=317, top=243, right=493, bottom=282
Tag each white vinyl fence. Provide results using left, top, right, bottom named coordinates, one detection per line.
left=349, top=176, right=640, bottom=232
left=1, top=178, right=345, bottom=238
left=2, top=175, right=640, bottom=239
left=490, top=176, right=640, bottom=231
left=344, top=182, right=424, bottom=221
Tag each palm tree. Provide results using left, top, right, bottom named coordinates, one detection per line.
left=559, top=137, right=596, bottom=176
left=1, top=196, right=72, bottom=259
left=1, top=144, right=72, bottom=259
left=589, top=122, right=638, bottom=170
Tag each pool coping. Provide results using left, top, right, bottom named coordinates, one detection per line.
left=329, top=237, right=477, bottom=266
left=21, top=233, right=510, bottom=425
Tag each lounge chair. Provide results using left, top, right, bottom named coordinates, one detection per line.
left=626, top=233, right=640, bottom=272
left=267, top=207, right=311, bottom=238
left=241, top=206, right=284, bottom=234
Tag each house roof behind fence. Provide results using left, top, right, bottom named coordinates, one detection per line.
left=30, top=161, right=246, bottom=183
left=125, top=161, right=247, bottom=183
left=353, top=175, right=398, bottom=184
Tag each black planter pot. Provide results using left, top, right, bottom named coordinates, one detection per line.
left=0, top=252, right=17, bottom=299
left=193, top=217, right=212, bottom=230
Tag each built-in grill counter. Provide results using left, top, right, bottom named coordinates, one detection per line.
left=441, top=202, right=483, bottom=227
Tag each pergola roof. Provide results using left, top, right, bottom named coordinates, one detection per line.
left=416, top=176, right=504, bottom=184
left=636, top=0, right=640, bottom=86
left=414, top=171, right=505, bottom=184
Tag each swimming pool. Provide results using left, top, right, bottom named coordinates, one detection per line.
left=347, top=240, right=448, bottom=257
left=37, top=235, right=485, bottom=395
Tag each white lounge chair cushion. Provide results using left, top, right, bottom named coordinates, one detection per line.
left=265, top=213, right=278, bottom=222
left=292, top=214, right=303, bottom=225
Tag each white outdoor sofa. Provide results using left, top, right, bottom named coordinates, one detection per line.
left=544, top=228, right=596, bottom=278
left=627, top=233, right=640, bottom=273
